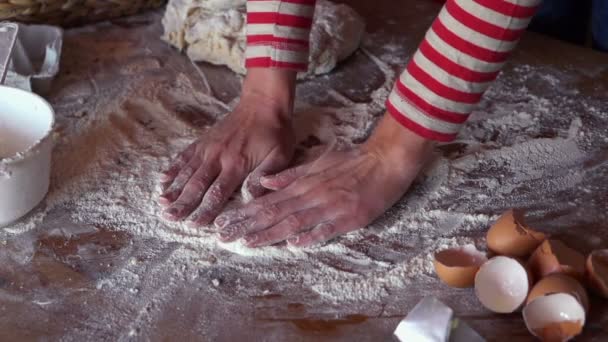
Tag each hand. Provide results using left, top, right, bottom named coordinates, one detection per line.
left=214, top=114, right=435, bottom=247
left=159, top=69, right=297, bottom=226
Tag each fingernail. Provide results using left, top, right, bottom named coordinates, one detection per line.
left=160, top=173, right=171, bottom=182
left=219, top=230, right=232, bottom=241
left=260, top=175, right=273, bottom=184
left=163, top=208, right=178, bottom=219
left=287, top=236, right=299, bottom=245
left=214, top=217, right=226, bottom=229
left=244, top=234, right=258, bottom=245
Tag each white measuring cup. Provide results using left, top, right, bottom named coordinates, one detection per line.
left=0, top=23, right=55, bottom=226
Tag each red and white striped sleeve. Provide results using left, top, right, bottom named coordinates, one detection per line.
left=245, top=0, right=317, bottom=71
left=387, top=0, right=541, bottom=142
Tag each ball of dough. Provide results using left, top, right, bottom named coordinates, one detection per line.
left=162, top=0, right=365, bottom=78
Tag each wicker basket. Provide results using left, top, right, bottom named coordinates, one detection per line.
left=0, top=0, right=166, bottom=27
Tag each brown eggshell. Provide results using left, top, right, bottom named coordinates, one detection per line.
left=535, top=321, right=584, bottom=342
left=527, top=274, right=589, bottom=312
left=523, top=293, right=586, bottom=341
left=586, top=249, right=608, bottom=298
left=528, top=239, right=586, bottom=281
left=486, top=210, right=546, bottom=257
left=433, top=245, right=487, bottom=288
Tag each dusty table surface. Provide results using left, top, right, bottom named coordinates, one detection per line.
left=1, top=1, right=607, bottom=341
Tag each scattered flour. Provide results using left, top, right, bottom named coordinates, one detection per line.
left=1, top=51, right=600, bottom=307
left=0, top=210, right=47, bottom=234
left=0, top=13, right=606, bottom=340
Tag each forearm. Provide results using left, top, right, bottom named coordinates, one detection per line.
left=245, top=0, right=317, bottom=71
left=242, top=0, right=317, bottom=117
left=364, top=113, right=435, bottom=173
left=241, top=68, right=297, bottom=116
left=386, top=0, right=542, bottom=142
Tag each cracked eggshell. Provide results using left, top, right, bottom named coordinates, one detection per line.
left=528, top=240, right=586, bottom=281
left=523, top=293, right=585, bottom=342
left=527, top=274, right=589, bottom=312
left=486, top=210, right=546, bottom=257
left=586, top=249, right=608, bottom=298
left=433, top=244, right=487, bottom=288
left=475, top=256, right=530, bottom=313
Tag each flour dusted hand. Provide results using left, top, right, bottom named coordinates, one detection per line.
left=215, top=114, right=435, bottom=247
left=159, top=69, right=296, bottom=226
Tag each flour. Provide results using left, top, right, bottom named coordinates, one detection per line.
left=217, top=240, right=308, bottom=259
left=0, top=210, right=46, bottom=234
left=2, top=55, right=598, bottom=305
left=3, top=70, right=600, bottom=310
left=0, top=13, right=607, bottom=339
left=0, top=162, right=11, bottom=179
left=239, top=173, right=255, bottom=203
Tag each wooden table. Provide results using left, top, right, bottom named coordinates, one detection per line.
left=1, top=1, right=607, bottom=341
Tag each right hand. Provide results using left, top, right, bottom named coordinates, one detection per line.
left=214, top=114, right=435, bottom=247
left=158, top=69, right=297, bottom=227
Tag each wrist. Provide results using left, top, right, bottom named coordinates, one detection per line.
left=240, top=68, right=297, bottom=118
left=363, top=113, right=435, bottom=170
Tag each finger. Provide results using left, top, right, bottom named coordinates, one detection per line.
left=244, top=206, right=327, bottom=247
left=214, top=187, right=303, bottom=229
left=158, top=157, right=201, bottom=206
left=160, top=142, right=197, bottom=183
left=261, top=150, right=346, bottom=194
left=187, top=168, right=245, bottom=227
left=287, top=217, right=360, bottom=248
left=243, top=147, right=292, bottom=199
left=218, top=192, right=317, bottom=242
left=158, top=192, right=179, bottom=207
left=163, top=165, right=219, bottom=221
left=259, top=163, right=311, bottom=191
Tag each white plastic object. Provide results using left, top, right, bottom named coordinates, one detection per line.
left=5, top=23, right=63, bottom=95
left=0, top=23, right=18, bottom=84
left=0, top=85, right=54, bottom=226
left=394, top=297, right=485, bottom=342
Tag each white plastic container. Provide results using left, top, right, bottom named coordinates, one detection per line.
left=0, top=85, right=54, bottom=226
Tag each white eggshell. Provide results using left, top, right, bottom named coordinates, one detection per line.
left=475, top=256, right=529, bottom=313
left=523, top=293, right=585, bottom=339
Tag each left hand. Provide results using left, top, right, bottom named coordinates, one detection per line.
left=214, top=114, right=435, bottom=247
left=158, top=69, right=296, bottom=226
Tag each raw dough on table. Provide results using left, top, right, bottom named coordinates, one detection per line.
left=162, top=0, right=365, bottom=78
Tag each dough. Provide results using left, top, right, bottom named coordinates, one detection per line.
left=162, top=0, right=365, bottom=78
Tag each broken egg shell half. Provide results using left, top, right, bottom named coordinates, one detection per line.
left=486, top=210, right=546, bottom=257
left=475, top=256, right=530, bottom=313
left=523, top=293, right=585, bottom=342
left=586, top=249, right=608, bottom=298
left=433, top=244, right=488, bottom=288
left=528, top=239, right=586, bottom=282
left=527, top=274, right=589, bottom=313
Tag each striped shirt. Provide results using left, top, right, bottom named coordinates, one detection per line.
left=245, top=0, right=316, bottom=70
left=245, top=0, right=541, bottom=142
